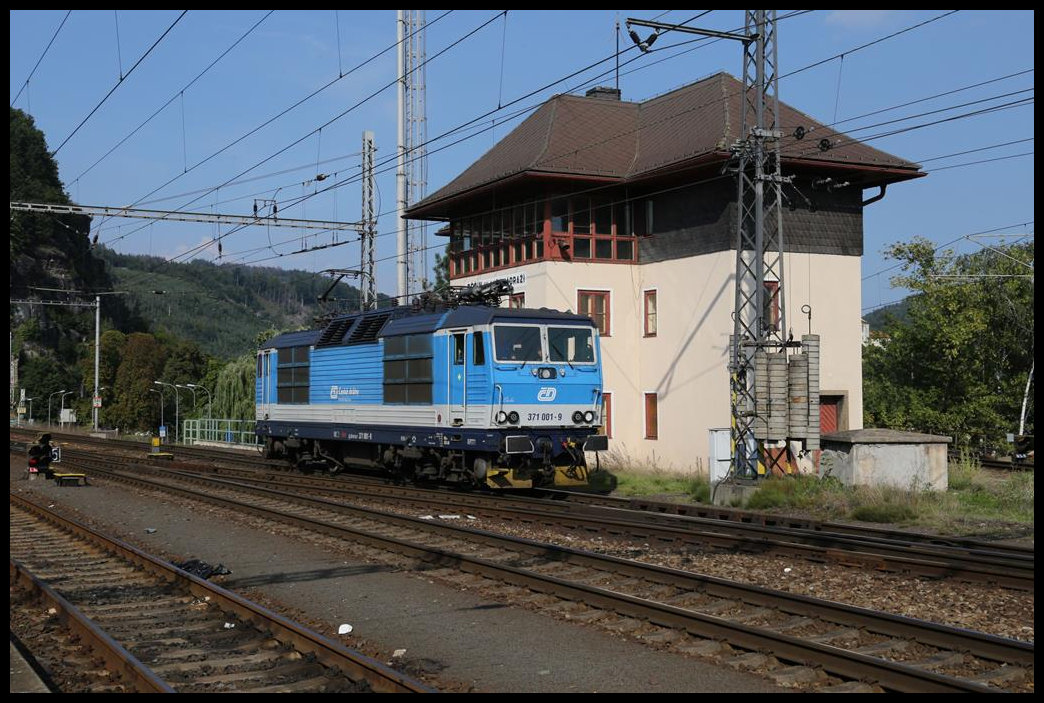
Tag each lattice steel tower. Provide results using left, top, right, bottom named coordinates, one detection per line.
left=728, top=10, right=791, bottom=478
left=397, top=9, right=428, bottom=302
left=360, top=130, right=377, bottom=310
left=628, top=10, right=800, bottom=480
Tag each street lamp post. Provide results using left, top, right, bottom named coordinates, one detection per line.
left=59, top=391, right=75, bottom=429
left=186, top=384, right=212, bottom=420
left=48, top=389, right=67, bottom=427
left=93, top=386, right=109, bottom=431
left=92, top=294, right=100, bottom=430
left=148, top=388, right=164, bottom=438
left=177, top=384, right=197, bottom=410
left=154, top=381, right=179, bottom=443
left=177, top=384, right=197, bottom=442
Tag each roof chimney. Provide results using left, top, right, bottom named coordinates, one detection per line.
left=585, top=86, right=621, bottom=101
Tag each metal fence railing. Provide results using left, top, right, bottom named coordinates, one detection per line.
left=182, top=418, right=260, bottom=448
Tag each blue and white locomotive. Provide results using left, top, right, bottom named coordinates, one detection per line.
left=255, top=286, right=615, bottom=491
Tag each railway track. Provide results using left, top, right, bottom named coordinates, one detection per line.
left=9, top=493, right=435, bottom=693
left=47, top=444, right=1036, bottom=592
left=35, top=455, right=1034, bottom=693
left=532, top=487, right=1035, bottom=557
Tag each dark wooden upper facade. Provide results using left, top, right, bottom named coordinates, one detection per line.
left=406, top=73, right=923, bottom=281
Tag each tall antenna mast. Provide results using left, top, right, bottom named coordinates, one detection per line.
left=397, top=10, right=428, bottom=302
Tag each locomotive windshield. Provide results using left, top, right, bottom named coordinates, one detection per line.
left=493, top=325, right=543, bottom=362
left=548, top=326, right=595, bottom=364
left=492, top=324, right=597, bottom=364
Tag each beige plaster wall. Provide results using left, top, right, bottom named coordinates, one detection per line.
left=459, top=251, right=864, bottom=474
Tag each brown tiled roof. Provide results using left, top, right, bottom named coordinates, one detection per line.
left=409, top=72, right=921, bottom=217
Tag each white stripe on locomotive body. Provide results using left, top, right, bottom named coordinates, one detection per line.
left=264, top=402, right=600, bottom=430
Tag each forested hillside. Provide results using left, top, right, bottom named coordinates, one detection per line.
left=97, top=248, right=381, bottom=359
left=11, top=106, right=389, bottom=431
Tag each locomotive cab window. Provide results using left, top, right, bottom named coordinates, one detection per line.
left=547, top=326, right=596, bottom=364
left=493, top=325, right=543, bottom=363
left=453, top=333, right=465, bottom=365
left=473, top=332, right=486, bottom=365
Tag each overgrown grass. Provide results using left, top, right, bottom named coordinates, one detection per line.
left=612, top=468, right=710, bottom=503
left=611, top=455, right=1034, bottom=536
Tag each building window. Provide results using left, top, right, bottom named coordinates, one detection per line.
left=383, top=334, right=434, bottom=405
left=551, top=197, right=569, bottom=233
left=593, top=198, right=612, bottom=234
left=634, top=199, right=654, bottom=236
left=572, top=197, right=591, bottom=234
left=577, top=290, right=610, bottom=337
left=509, top=293, right=525, bottom=309
left=644, top=290, right=657, bottom=337
left=598, top=392, right=613, bottom=438
left=448, top=192, right=643, bottom=280
left=763, top=280, right=780, bottom=332
left=277, top=345, right=311, bottom=404
left=644, top=392, right=658, bottom=439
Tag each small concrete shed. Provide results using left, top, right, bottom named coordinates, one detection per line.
left=819, top=429, right=951, bottom=491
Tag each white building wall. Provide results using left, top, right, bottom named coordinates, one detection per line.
left=459, top=251, right=863, bottom=475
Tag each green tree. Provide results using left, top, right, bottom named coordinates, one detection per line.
left=11, top=108, right=144, bottom=422
left=18, top=355, right=78, bottom=424
left=110, top=333, right=169, bottom=432
left=75, top=329, right=127, bottom=428
left=863, top=237, right=1034, bottom=451
left=432, top=251, right=451, bottom=292
left=212, top=354, right=257, bottom=425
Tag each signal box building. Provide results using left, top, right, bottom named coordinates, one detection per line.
left=406, top=73, right=922, bottom=473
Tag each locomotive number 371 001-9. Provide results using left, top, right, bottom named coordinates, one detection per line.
left=527, top=412, right=564, bottom=422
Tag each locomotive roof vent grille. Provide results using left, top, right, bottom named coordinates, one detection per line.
left=347, top=313, right=391, bottom=345
left=316, top=317, right=355, bottom=347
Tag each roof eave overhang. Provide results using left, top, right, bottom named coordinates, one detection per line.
left=783, top=156, right=925, bottom=187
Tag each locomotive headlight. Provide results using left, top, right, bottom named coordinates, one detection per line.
left=583, top=411, right=596, bottom=423
left=496, top=411, right=508, bottom=424
left=538, top=368, right=553, bottom=379
left=572, top=411, right=584, bottom=424
left=507, top=411, right=519, bottom=424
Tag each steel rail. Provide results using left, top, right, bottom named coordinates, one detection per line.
left=60, top=462, right=1033, bottom=693
left=10, top=492, right=436, bottom=694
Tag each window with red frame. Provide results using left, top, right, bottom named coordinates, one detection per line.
left=643, top=290, right=657, bottom=337
left=644, top=392, right=658, bottom=439
left=577, top=290, right=610, bottom=336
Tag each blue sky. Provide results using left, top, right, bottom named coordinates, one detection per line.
left=10, top=10, right=1034, bottom=311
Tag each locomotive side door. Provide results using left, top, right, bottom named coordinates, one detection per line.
left=448, top=331, right=466, bottom=425
left=258, top=350, right=274, bottom=420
